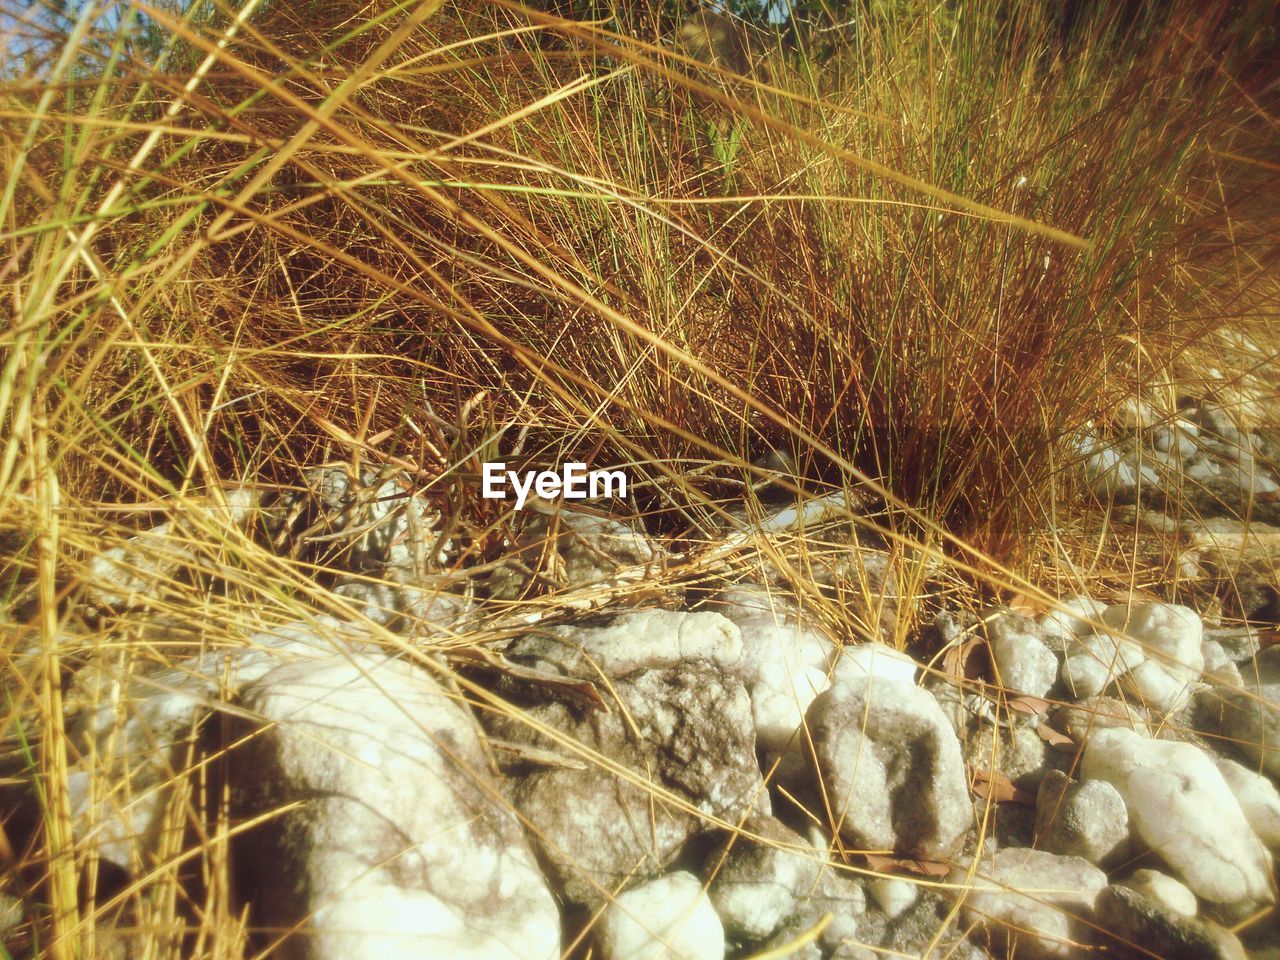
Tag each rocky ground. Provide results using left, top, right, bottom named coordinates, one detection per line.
left=3, top=393, right=1279, bottom=960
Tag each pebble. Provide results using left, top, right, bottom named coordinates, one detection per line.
left=868, top=878, right=917, bottom=919
left=1119, top=869, right=1198, bottom=917
left=598, top=872, right=725, bottom=960
left=1061, top=631, right=1145, bottom=699
left=1034, top=770, right=1129, bottom=867
left=1213, top=756, right=1280, bottom=852
left=1039, top=595, right=1106, bottom=643
left=703, top=817, right=820, bottom=942
left=1123, top=659, right=1195, bottom=714
left=952, top=848, right=1106, bottom=960
left=1094, top=885, right=1247, bottom=960
left=987, top=612, right=1059, bottom=698
left=236, top=653, right=561, bottom=960
left=1101, top=602, right=1204, bottom=681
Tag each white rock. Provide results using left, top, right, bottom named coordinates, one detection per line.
left=1040, top=595, right=1106, bottom=641
left=952, top=848, right=1107, bottom=959
left=1061, top=632, right=1145, bottom=699
left=1116, top=397, right=1158, bottom=430
left=1081, top=727, right=1273, bottom=910
left=1034, top=771, right=1129, bottom=867
left=1152, top=419, right=1199, bottom=458
left=1118, top=869, right=1198, bottom=917
left=1084, top=445, right=1159, bottom=496
left=989, top=619, right=1058, bottom=698
left=806, top=677, right=970, bottom=858
left=1201, top=639, right=1231, bottom=674
left=830, top=642, right=918, bottom=687
left=1102, top=603, right=1204, bottom=681
left=705, top=817, right=821, bottom=942
left=868, top=877, right=917, bottom=919
left=752, top=661, right=830, bottom=754
left=238, top=654, right=561, bottom=960
left=1123, top=660, right=1194, bottom=714
left=716, top=587, right=836, bottom=754
left=1214, top=757, right=1280, bottom=852
left=510, top=609, right=745, bottom=679
left=598, top=872, right=724, bottom=960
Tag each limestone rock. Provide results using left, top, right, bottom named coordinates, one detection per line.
left=867, top=877, right=917, bottom=919
left=597, top=872, right=724, bottom=960
left=713, top=587, right=834, bottom=754
left=1119, top=870, right=1198, bottom=917
left=703, top=816, right=821, bottom=942
left=1039, top=595, right=1106, bottom=644
left=1101, top=602, right=1204, bottom=681
left=830, top=643, right=919, bottom=688
left=952, top=848, right=1106, bottom=960
left=235, top=653, right=560, bottom=960
left=805, top=677, right=970, bottom=858
left=1034, top=770, right=1129, bottom=867
left=1061, top=631, right=1145, bottom=699
left=1094, top=885, right=1247, bottom=960
left=1122, top=659, right=1195, bottom=714
left=987, top=613, right=1059, bottom=698
left=489, top=665, right=765, bottom=906
left=506, top=609, right=745, bottom=680
left=1194, top=654, right=1280, bottom=778
left=1080, top=727, right=1273, bottom=911
left=1214, top=756, right=1280, bottom=852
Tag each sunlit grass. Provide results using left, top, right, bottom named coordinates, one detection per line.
left=1, top=0, right=1277, bottom=955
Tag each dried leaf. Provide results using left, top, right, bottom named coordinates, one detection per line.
left=969, top=766, right=1035, bottom=805
left=1008, top=695, right=1050, bottom=717
left=943, top=637, right=983, bottom=680
left=864, top=852, right=950, bottom=878
left=1037, top=723, right=1076, bottom=749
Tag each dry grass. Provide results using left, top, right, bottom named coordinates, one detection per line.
left=1, top=0, right=1278, bottom=956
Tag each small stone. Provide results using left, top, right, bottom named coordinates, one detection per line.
left=868, top=878, right=917, bottom=919
left=1119, top=869, right=1198, bottom=917
left=1034, top=770, right=1129, bottom=867
left=1061, top=631, right=1145, bottom=699
left=1123, top=660, right=1194, bottom=714
left=1080, top=727, right=1273, bottom=911
left=1040, top=595, right=1107, bottom=643
left=1153, top=420, right=1200, bottom=459
left=952, top=848, right=1106, bottom=960
left=830, top=643, right=919, bottom=687
left=987, top=613, right=1059, bottom=698
left=1094, top=885, right=1247, bottom=960
left=805, top=677, right=971, bottom=859
left=1204, top=627, right=1260, bottom=663
left=1213, top=756, right=1280, bottom=852
left=714, top=587, right=835, bottom=755
left=598, top=872, right=725, bottom=960
left=1194, top=654, right=1280, bottom=778
left=1201, top=640, right=1230, bottom=674
left=1101, top=602, right=1204, bottom=681
left=489, top=665, right=765, bottom=907
left=506, top=609, right=745, bottom=680
left=703, top=817, right=821, bottom=942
